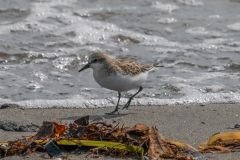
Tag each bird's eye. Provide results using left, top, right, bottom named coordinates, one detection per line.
left=93, top=59, right=98, bottom=63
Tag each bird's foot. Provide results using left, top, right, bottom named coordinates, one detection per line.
left=122, top=101, right=131, bottom=110
left=105, top=109, right=119, bottom=115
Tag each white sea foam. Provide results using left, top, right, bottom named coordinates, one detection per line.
left=2, top=90, right=239, bottom=109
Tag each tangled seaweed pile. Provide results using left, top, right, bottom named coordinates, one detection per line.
left=0, top=116, right=240, bottom=160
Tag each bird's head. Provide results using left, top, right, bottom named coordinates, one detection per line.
left=78, top=52, right=109, bottom=72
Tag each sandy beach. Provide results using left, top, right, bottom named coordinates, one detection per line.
left=0, top=104, right=240, bottom=160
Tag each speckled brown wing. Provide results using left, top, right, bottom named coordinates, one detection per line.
left=115, top=59, right=154, bottom=76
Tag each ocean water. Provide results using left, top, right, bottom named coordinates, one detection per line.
left=0, top=0, right=239, bottom=108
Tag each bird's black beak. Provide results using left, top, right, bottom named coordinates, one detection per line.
left=78, top=63, right=90, bottom=72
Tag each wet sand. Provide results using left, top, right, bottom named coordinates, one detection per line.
left=0, top=104, right=240, bottom=159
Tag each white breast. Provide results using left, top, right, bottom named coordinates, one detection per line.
left=93, top=71, right=149, bottom=92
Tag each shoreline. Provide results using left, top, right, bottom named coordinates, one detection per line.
left=0, top=104, right=240, bottom=159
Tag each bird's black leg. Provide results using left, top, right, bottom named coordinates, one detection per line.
left=106, top=92, right=121, bottom=115
left=122, top=86, right=143, bottom=110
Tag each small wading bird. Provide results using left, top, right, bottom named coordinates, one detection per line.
left=78, top=52, right=163, bottom=115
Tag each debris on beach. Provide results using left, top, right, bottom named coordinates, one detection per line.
left=0, top=116, right=239, bottom=160
left=199, top=131, right=240, bottom=153
left=0, top=120, right=39, bottom=132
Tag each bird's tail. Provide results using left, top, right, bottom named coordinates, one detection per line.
left=149, top=64, right=164, bottom=72
left=153, top=64, right=164, bottom=68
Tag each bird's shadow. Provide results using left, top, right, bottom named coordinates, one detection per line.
left=59, top=112, right=136, bottom=121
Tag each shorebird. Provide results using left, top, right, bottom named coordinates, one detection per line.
left=78, top=52, right=163, bottom=115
